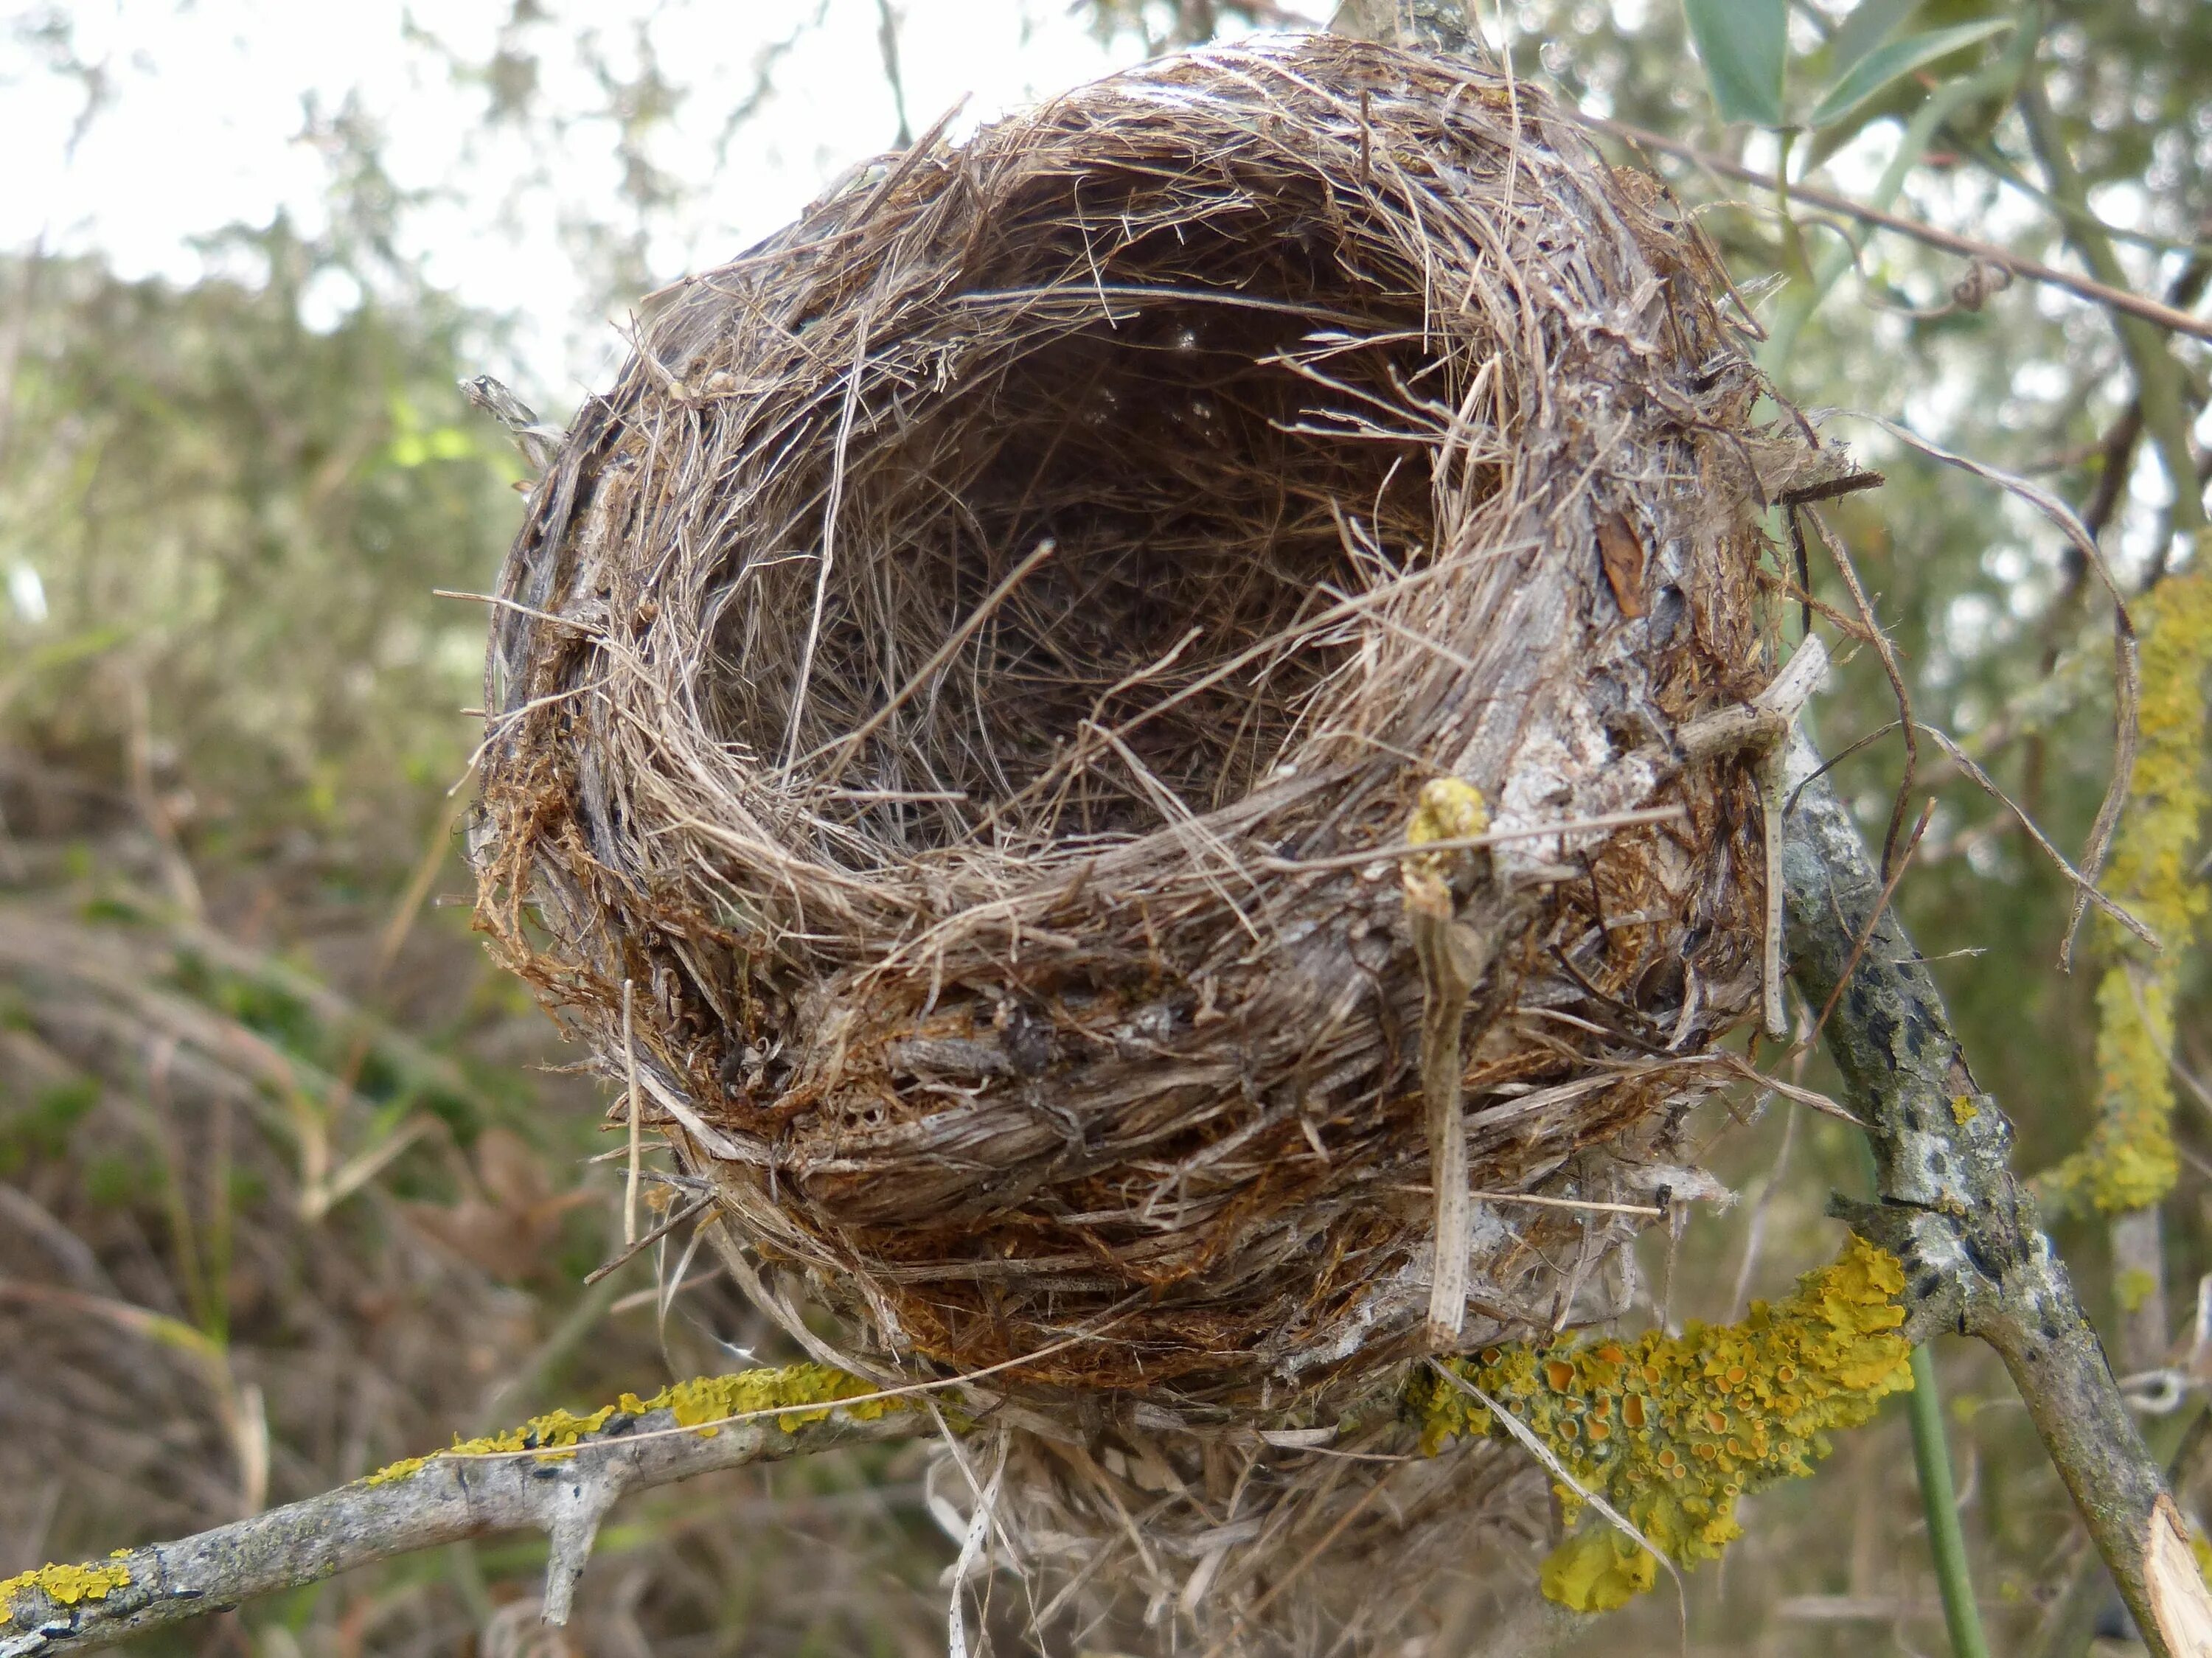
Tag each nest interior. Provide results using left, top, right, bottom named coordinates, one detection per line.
left=473, top=34, right=1815, bottom=1410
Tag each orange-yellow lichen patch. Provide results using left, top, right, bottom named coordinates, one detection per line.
left=361, top=1363, right=897, bottom=1486
left=1, top=1558, right=132, bottom=1619
left=1409, top=1236, right=1913, bottom=1613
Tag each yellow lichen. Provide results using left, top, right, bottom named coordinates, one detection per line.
left=0, top=1559, right=132, bottom=1620
left=1408, top=777, right=1489, bottom=850
left=1408, top=1236, right=1914, bottom=1613
left=360, top=1363, right=895, bottom=1486
left=1950, top=1095, right=1980, bottom=1126
left=1403, top=777, right=1489, bottom=919
left=2040, top=567, right=2212, bottom=1217
left=2117, top=1267, right=2160, bottom=1314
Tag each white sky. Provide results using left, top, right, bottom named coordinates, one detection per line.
left=7, top=1, right=2197, bottom=633
left=3, top=0, right=1332, bottom=400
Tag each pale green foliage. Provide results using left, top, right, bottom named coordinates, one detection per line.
left=0, top=229, right=518, bottom=866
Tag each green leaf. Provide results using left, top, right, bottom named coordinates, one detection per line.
left=1683, top=0, right=1790, bottom=127
left=1826, top=0, right=1924, bottom=77
left=1808, top=18, right=2014, bottom=129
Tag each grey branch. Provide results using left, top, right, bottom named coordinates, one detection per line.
left=1781, top=734, right=2211, bottom=1657
left=0, top=1399, right=914, bottom=1656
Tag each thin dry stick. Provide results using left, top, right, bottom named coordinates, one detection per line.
left=1804, top=509, right=1919, bottom=880
left=1576, top=113, right=2212, bottom=344
left=1728, top=1098, right=1800, bottom=1320
left=1469, top=1191, right=1661, bottom=1217
left=1781, top=716, right=2154, bottom=948
left=1406, top=850, right=1484, bottom=1348
left=1429, top=1363, right=1690, bottom=1627
left=1907, top=720, right=2158, bottom=949
left=583, top=1192, right=714, bottom=1287
left=1257, top=804, right=1687, bottom=871
left=1860, top=414, right=2141, bottom=966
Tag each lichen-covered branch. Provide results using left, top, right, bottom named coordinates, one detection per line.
left=1778, top=735, right=2210, bottom=1657
left=0, top=1365, right=914, bottom=1657
left=1409, top=1236, right=1914, bottom=1612
left=2037, top=566, right=2212, bottom=1219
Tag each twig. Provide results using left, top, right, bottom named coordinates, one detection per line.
left=583, top=1192, right=714, bottom=1286
left=622, top=980, right=641, bottom=1248
left=0, top=1383, right=914, bottom=1656
left=1860, top=416, right=2143, bottom=968
left=1468, top=1191, right=1661, bottom=1217
left=1574, top=114, right=2212, bottom=345
left=1427, top=1363, right=1689, bottom=1637
left=1256, top=804, right=1687, bottom=871
left=1781, top=734, right=2212, bottom=1657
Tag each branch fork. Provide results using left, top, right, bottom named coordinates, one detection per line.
left=0, top=1381, right=913, bottom=1656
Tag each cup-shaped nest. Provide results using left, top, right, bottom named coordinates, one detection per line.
left=473, top=33, right=1829, bottom=1408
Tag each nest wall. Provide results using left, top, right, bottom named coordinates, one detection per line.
left=472, top=35, right=1810, bottom=1415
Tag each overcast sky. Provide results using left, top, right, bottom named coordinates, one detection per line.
left=4, top=0, right=1332, bottom=397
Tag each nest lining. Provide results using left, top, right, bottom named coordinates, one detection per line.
left=473, top=34, right=1814, bottom=1418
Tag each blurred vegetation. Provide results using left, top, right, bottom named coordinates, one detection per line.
left=3, top=0, right=2211, bottom=1654
left=0, top=220, right=951, bottom=1657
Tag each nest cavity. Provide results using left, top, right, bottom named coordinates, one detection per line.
left=473, top=33, right=1812, bottom=1410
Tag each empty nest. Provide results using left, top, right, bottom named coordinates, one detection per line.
left=472, top=32, right=1825, bottom=1416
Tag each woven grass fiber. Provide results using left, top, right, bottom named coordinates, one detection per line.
left=472, top=32, right=1823, bottom=1424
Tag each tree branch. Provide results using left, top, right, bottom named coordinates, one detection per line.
left=1579, top=114, right=2212, bottom=346
left=0, top=1372, right=917, bottom=1657
left=1781, top=735, right=2212, bottom=1657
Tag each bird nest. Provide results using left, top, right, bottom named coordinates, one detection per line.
left=472, top=35, right=1823, bottom=1422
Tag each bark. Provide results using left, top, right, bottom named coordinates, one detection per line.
left=1781, top=734, right=2205, bottom=1657
left=0, top=1399, right=913, bottom=1657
